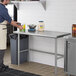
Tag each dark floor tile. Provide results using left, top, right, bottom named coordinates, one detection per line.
left=9, top=69, right=24, bottom=75
left=0, top=68, right=41, bottom=76
left=0, top=72, right=16, bottom=76
left=19, top=72, right=41, bottom=76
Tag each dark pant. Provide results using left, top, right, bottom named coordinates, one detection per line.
left=0, top=50, right=5, bottom=67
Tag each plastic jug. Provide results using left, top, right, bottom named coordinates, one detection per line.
left=38, top=21, right=44, bottom=32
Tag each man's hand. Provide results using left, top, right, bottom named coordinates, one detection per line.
left=18, top=25, right=23, bottom=30
left=11, top=21, right=23, bottom=30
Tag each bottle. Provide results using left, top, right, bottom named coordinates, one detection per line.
left=72, top=24, right=76, bottom=37
left=38, top=21, right=44, bottom=32
left=23, top=24, right=26, bottom=32
left=20, top=24, right=26, bottom=32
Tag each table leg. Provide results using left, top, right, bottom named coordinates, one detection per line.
left=55, top=38, right=57, bottom=76
left=18, top=34, right=20, bottom=66
left=28, top=35, right=30, bottom=62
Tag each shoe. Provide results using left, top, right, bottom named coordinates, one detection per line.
left=2, top=64, right=9, bottom=69
left=1, top=65, right=9, bottom=72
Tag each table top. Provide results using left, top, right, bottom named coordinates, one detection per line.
left=13, top=30, right=71, bottom=38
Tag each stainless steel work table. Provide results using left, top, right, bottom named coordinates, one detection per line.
left=13, top=30, right=70, bottom=76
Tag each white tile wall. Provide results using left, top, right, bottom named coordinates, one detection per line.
left=17, top=0, right=76, bottom=68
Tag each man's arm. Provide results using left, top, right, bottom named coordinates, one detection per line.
left=1, top=8, right=23, bottom=30
left=11, top=20, right=23, bottom=30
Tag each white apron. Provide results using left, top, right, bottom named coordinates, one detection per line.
left=0, top=21, right=7, bottom=50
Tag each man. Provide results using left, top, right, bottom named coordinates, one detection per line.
left=0, top=0, right=23, bottom=72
